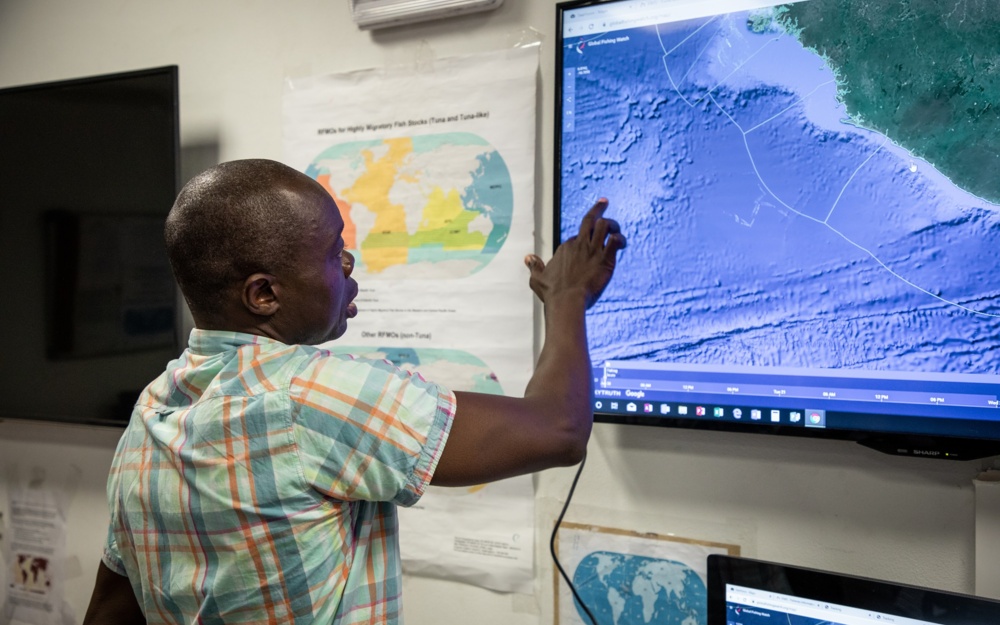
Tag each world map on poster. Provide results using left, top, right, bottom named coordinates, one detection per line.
left=571, top=552, right=707, bottom=625
left=323, top=346, right=503, bottom=395
left=560, top=1, right=1000, bottom=373
left=307, top=133, right=513, bottom=279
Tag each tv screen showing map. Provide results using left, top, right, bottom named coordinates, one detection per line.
left=555, top=0, right=1000, bottom=457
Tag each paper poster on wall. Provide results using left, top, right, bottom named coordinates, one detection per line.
left=283, top=46, right=539, bottom=593
left=0, top=468, right=77, bottom=625
left=554, top=522, right=740, bottom=625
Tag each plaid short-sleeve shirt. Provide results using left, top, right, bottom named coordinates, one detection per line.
left=103, top=330, right=456, bottom=624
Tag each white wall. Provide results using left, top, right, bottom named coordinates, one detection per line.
left=0, top=1, right=995, bottom=623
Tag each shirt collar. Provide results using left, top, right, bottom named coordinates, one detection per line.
left=186, top=329, right=286, bottom=356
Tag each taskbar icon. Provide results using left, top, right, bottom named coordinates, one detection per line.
left=594, top=397, right=821, bottom=429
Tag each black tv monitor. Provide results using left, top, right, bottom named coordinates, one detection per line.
left=555, top=0, right=1000, bottom=459
left=707, top=555, right=1000, bottom=625
left=0, top=66, right=180, bottom=426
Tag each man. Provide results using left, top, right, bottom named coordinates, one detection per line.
left=83, top=159, right=625, bottom=624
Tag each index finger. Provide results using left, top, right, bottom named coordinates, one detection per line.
left=578, top=197, right=609, bottom=240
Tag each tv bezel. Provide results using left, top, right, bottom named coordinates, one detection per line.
left=552, top=0, right=1000, bottom=460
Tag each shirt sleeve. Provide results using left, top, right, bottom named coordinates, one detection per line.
left=290, top=352, right=456, bottom=506
left=101, top=521, right=128, bottom=576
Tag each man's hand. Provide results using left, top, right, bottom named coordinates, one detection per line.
left=431, top=197, right=627, bottom=486
left=525, top=198, right=626, bottom=309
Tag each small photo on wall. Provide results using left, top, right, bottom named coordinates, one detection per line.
left=554, top=522, right=740, bottom=625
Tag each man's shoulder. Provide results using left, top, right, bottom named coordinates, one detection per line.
left=285, top=346, right=455, bottom=417
left=229, top=341, right=373, bottom=395
left=286, top=345, right=401, bottom=388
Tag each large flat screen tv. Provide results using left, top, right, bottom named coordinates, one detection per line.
left=555, top=0, right=1000, bottom=459
left=0, top=66, right=180, bottom=426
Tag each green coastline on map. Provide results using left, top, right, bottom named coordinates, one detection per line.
left=776, top=0, right=1000, bottom=204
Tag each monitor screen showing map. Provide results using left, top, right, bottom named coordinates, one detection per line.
left=555, top=0, right=1000, bottom=458
left=707, top=555, right=1000, bottom=625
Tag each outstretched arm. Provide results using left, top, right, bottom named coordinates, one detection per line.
left=432, top=198, right=626, bottom=486
left=82, top=562, right=146, bottom=625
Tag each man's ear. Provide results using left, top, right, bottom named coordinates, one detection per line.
left=242, top=273, right=280, bottom=317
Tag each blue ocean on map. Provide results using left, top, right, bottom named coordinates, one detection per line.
left=560, top=10, right=1000, bottom=374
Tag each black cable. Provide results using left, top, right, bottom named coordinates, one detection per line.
left=550, top=450, right=600, bottom=625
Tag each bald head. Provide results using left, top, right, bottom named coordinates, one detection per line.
left=164, top=159, right=331, bottom=325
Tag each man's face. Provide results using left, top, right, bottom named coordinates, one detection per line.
left=278, top=191, right=359, bottom=345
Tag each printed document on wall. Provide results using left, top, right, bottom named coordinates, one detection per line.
left=283, top=46, right=539, bottom=593
left=1, top=468, right=77, bottom=625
